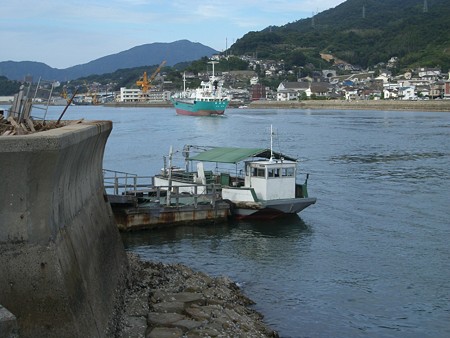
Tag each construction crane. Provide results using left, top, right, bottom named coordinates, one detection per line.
left=136, top=60, right=166, bottom=94
left=83, top=81, right=99, bottom=105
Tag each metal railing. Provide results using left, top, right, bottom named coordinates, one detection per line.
left=103, top=169, right=152, bottom=196
left=103, top=169, right=221, bottom=208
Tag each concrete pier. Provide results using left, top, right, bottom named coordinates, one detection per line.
left=0, top=121, right=128, bottom=337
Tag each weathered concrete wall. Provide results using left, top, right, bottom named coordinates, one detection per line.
left=0, top=121, right=128, bottom=337
left=249, top=99, right=450, bottom=111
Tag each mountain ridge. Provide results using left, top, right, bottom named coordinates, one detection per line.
left=2, top=0, right=449, bottom=83
left=0, top=40, right=218, bottom=81
left=230, top=0, right=450, bottom=71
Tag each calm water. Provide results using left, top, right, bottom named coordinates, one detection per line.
left=38, top=105, right=450, bottom=337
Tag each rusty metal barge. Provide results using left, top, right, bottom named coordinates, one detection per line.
left=103, top=170, right=230, bottom=231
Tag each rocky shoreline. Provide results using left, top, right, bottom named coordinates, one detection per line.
left=113, top=253, right=278, bottom=338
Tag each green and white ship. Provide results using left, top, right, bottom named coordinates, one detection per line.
left=171, top=61, right=229, bottom=116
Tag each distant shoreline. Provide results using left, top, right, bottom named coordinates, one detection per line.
left=104, top=99, right=450, bottom=112
left=247, top=99, right=450, bottom=112
left=103, top=101, right=172, bottom=108
left=2, top=99, right=449, bottom=112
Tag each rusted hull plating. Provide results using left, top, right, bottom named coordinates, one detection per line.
left=112, top=202, right=230, bottom=231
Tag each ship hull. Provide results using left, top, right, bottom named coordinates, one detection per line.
left=171, top=98, right=228, bottom=116
left=230, top=197, right=317, bottom=220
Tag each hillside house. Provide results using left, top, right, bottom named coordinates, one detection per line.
left=416, top=85, right=431, bottom=98
left=250, top=76, right=259, bottom=85
left=429, top=83, right=442, bottom=99
left=251, top=84, right=267, bottom=101
left=398, top=86, right=416, bottom=100
left=387, top=57, right=398, bottom=68
left=310, top=83, right=333, bottom=98
left=346, top=72, right=374, bottom=84
left=445, top=76, right=450, bottom=99
left=277, top=81, right=310, bottom=101
left=418, top=67, right=441, bottom=81
left=383, top=88, right=398, bottom=100
left=354, top=88, right=382, bottom=100
left=344, top=87, right=359, bottom=101
left=375, top=73, right=390, bottom=84
left=228, top=88, right=250, bottom=103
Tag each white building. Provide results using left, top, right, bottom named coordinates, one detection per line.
left=418, top=67, right=441, bottom=80
left=383, top=88, right=398, bottom=100
left=375, top=73, right=390, bottom=84
left=250, top=76, right=259, bottom=85
left=0, top=96, right=15, bottom=104
left=276, top=82, right=310, bottom=101
left=119, top=88, right=142, bottom=102
left=118, top=88, right=171, bottom=102
left=398, top=86, right=416, bottom=100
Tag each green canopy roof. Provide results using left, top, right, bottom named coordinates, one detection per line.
left=187, top=147, right=296, bottom=164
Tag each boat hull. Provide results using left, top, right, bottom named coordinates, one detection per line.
left=171, top=98, right=228, bottom=116
left=230, top=197, right=317, bottom=220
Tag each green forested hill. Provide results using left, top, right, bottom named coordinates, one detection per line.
left=229, top=0, right=450, bottom=71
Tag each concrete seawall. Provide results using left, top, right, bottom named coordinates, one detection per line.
left=248, top=99, right=450, bottom=111
left=0, top=121, right=128, bottom=337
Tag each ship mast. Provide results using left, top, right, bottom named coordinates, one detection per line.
left=208, top=61, right=218, bottom=82
left=270, top=124, right=274, bottom=161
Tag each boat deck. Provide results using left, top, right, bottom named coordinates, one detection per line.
left=103, top=169, right=230, bottom=231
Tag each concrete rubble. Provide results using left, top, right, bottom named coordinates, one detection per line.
left=114, top=253, right=279, bottom=338
left=0, top=113, right=82, bottom=136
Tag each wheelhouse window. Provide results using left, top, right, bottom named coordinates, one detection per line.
left=268, top=168, right=280, bottom=178
left=282, top=167, right=295, bottom=177
left=251, top=167, right=266, bottom=177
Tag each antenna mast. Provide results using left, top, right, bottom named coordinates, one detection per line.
left=270, top=125, right=274, bottom=161
left=208, top=61, right=218, bottom=82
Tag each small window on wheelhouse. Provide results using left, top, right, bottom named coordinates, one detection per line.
left=268, top=168, right=280, bottom=178
left=282, top=167, right=295, bottom=177
left=252, top=167, right=266, bottom=177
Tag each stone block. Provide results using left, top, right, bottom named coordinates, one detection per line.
left=0, top=305, right=18, bottom=338
left=152, top=301, right=185, bottom=314
left=147, top=327, right=183, bottom=338
left=147, top=312, right=185, bottom=327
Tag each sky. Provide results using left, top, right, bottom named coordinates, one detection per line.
left=0, top=0, right=346, bottom=69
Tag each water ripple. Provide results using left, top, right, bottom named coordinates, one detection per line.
left=331, top=151, right=447, bottom=164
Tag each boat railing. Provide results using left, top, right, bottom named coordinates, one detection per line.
left=103, top=169, right=153, bottom=196
left=160, top=168, right=245, bottom=187
left=158, top=170, right=218, bottom=185
left=157, top=183, right=222, bottom=208
left=103, top=169, right=222, bottom=208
